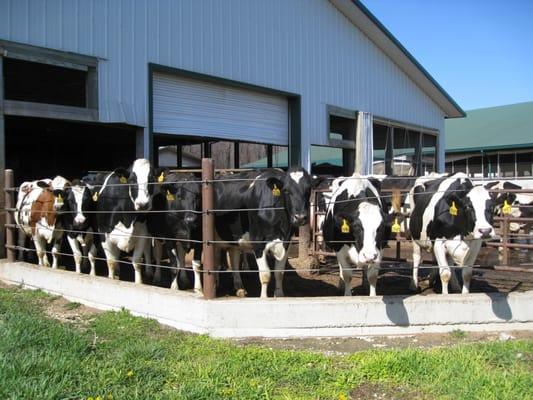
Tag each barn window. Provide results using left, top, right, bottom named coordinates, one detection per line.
left=1, top=40, right=98, bottom=120
left=272, top=145, right=288, bottom=168
left=421, top=133, right=437, bottom=174
left=325, top=106, right=356, bottom=175
left=4, top=58, right=88, bottom=107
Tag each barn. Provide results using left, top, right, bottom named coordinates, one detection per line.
left=0, top=0, right=464, bottom=184
left=445, top=101, right=533, bottom=179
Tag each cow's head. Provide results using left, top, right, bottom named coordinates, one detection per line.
left=329, top=181, right=386, bottom=264
left=66, top=180, right=94, bottom=228
left=462, top=185, right=496, bottom=239
left=161, top=172, right=201, bottom=231
left=337, top=202, right=386, bottom=264
left=127, top=158, right=156, bottom=211
left=280, top=167, right=322, bottom=227
left=51, top=176, right=71, bottom=211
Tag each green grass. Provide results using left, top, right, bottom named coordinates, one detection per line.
left=1, top=287, right=532, bottom=400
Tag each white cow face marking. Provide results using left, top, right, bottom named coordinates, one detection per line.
left=72, top=186, right=87, bottom=226
left=357, top=202, right=383, bottom=263
left=467, top=186, right=495, bottom=239
left=289, top=171, right=304, bottom=185
left=131, top=159, right=153, bottom=211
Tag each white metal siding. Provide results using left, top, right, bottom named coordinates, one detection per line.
left=1, top=0, right=449, bottom=167
left=153, top=73, right=288, bottom=145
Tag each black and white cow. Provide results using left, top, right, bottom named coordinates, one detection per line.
left=408, top=172, right=498, bottom=294
left=94, top=158, right=155, bottom=284
left=148, top=171, right=203, bottom=293
left=63, top=180, right=98, bottom=275
left=322, top=175, right=389, bottom=296
left=213, top=167, right=314, bottom=298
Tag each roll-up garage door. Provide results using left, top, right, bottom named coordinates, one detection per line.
left=153, top=72, right=288, bottom=145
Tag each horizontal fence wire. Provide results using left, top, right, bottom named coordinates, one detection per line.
left=4, top=221, right=509, bottom=245
left=9, top=244, right=499, bottom=274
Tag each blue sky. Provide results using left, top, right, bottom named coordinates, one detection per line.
left=361, top=0, right=533, bottom=111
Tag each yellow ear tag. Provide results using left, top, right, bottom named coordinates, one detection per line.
left=341, top=218, right=350, bottom=233
left=502, top=200, right=512, bottom=215
left=166, top=190, right=175, bottom=202
left=272, top=184, right=281, bottom=197
left=391, top=218, right=401, bottom=233
left=56, top=194, right=63, bottom=204
left=158, top=172, right=165, bottom=183
left=92, top=192, right=99, bottom=202
left=449, top=201, right=458, bottom=216
left=119, top=176, right=127, bottom=184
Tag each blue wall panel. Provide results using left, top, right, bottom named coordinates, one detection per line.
left=1, top=0, right=447, bottom=168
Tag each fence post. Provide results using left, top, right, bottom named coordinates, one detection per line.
left=501, top=214, right=509, bottom=266
left=5, top=169, right=15, bottom=262
left=202, top=158, right=216, bottom=299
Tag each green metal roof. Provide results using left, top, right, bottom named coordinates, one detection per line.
left=445, top=101, right=533, bottom=153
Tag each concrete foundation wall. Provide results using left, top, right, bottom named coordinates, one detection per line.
left=2, top=261, right=532, bottom=338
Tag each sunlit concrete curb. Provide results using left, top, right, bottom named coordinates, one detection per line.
left=2, top=260, right=533, bottom=338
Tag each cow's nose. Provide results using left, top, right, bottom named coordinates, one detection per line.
left=293, top=213, right=307, bottom=225
left=478, top=228, right=493, bottom=238
left=363, top=251, right=378, bottom=262
left=185, top=214, right=197, bottom=224
left=74, top=215, right=86, bottom=225
left=136, top=202, right=151, bottom=211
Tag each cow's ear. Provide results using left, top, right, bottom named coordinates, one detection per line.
left=114, top=168, right=129, bottom=177
left=503, top=181, right=521, bottom=190
left=484, top=181, right=499, bottom=190
left=161, top=183, right=178, bottom=194
left=155, top=167, right=170, bottom=183
left=266, top=177, right=283, bottom=192
left=36, top=180, right=51, bottom=189
left=311, top=175, right=326, bottom=189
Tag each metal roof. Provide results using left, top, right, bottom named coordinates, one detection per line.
left=445, top=101, right=533, bottom=153
left=330, top=0, right=465, bottom=118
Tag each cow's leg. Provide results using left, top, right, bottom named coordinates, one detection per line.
left=460, top=239, right=481, bottom=294
left=33, top=236, right=50, bottom=267
left=367, top=263, right=380, bottom=297
left=228, top=248, right=246, bottom=297
left=102, top=240, right=119, bottom=279
left=337, top=246, right=353, bottom=296
left=410, top=241, right=422, bottom=291
left=433, top=240, right=451, bottom=294
left=273, top=242, right=288, bottom=298
left=174, top=243, right=186, bottom=290
left=67, top=236, right=83, bottom=273
left=192, top=244, right=203, bottom=295
left=17, top=228, right=27, bottom=261
left=51, top=238, right=61, bottom=269
left=152, top=239, right=164, bottom=284
left=132, top=238, right=147, bottom=285
left=88, top=243, right=97, bottom=276
left=255, top=249, right=271, bottom=299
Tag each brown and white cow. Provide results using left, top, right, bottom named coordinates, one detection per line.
left=15, top=176, right=70, bottom=268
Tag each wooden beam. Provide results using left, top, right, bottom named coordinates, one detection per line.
left=3, top=100, right=97, bottom=122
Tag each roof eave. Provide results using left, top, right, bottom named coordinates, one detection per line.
left=329, top=0, right=465, bottom=119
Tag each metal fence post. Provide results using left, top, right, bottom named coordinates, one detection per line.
left=5, top=169, right=15, bottom=262
left=202, top=158, right=216, bottom=299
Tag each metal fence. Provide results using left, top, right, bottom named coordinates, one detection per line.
left=4, top=164, right=533, bottom=299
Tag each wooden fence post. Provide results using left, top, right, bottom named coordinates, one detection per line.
left=202, top=158, right=216, bottom=299
left=501, top=214, right=509, bottom=266
left=5, top=169, right=15, bottom=262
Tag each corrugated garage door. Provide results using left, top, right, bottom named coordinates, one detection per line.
left=153, top=72, right=288, bottom=145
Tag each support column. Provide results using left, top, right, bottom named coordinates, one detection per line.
left=136, top=127, right=152, bottom=162
left=0, top=54, right=6, bottom=257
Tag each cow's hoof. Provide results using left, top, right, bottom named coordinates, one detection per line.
left=274, top=289, right=284, bottom=297
left=409, top=283, right=419, bottom=293
left=236, top=288, right=247, bottom=298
